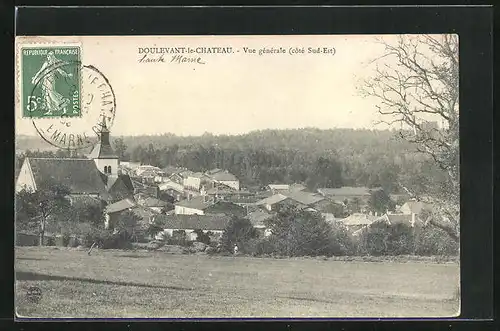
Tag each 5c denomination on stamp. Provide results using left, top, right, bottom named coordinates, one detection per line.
left=21, top=46, right=82, bottom=118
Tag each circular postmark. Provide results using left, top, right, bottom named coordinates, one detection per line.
left=26, top=286, right=42, bottom=304
left=28, top=60, right=116, bottom=150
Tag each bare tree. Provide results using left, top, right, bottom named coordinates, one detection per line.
left=360, top=34, right=459, bottom=242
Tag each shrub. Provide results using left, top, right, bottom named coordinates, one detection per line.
left=193, top=229, right=211, bottom=245
left=264, top=207, right=341, bottom=257
left=166, top=230, right=192, bottom=247
left=221, top=217, right=259, bottom=253
left=359, top=222, right=415, bottom=256
left=81, top=226, right=133, bottom=249
left=414, top=225, right=459, bottom=256
left=61, top=232, right=71, bottom=247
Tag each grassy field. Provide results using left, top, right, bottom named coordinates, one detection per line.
left=15, top=247, right=460, bottom=319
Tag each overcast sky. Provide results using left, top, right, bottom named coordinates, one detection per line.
left=15, top=35, right=430, bottom=137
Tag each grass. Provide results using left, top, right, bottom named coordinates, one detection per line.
left=15, top=246, right=460, bottom=319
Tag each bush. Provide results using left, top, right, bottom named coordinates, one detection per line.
left=165, top=230, right=192, bottom=247
left=81, top=226, right=133, bottom=249
left=414, top=226, right=459, bottom=256
left=61, top=232, right=71, bottom=247
left=359, top=222, right=415, bottom=256
left=221, top=217, right=259, bottom=253
left=193, top=229, right=211, bottom=245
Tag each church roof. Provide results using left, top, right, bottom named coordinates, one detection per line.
left=27, top=158, right=109, bottom=196
left=87, top=117, right=118, bottom=159
left=88, top=142, right=118, bottom=159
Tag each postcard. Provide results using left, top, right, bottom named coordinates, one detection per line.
left=14, top=34, right=460, bottom=318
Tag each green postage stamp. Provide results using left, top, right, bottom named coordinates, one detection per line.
left=20, top=46, right=82, bottom=118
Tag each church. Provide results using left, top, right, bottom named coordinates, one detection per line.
left=15, top=118, right=134, bottom=203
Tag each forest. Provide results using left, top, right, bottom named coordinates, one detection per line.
left=16, top=128, right=450, bottom=196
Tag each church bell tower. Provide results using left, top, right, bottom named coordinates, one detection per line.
left=88, top=117, right=119, bottom=176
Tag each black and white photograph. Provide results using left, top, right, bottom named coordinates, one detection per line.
left=14, top=34, right=460, bottom=318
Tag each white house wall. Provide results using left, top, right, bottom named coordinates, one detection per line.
left=15, top=160, right=36, bottom=193
left=174, top=205, right=205, bottom=215
left=215, top=180, right=239, bottom=191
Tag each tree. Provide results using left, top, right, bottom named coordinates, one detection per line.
left=113, top=138, right=128, bottom=160
left=72, top=200, right=105, bottom=226
left=360, top=35, right=459, bottom=241
left=265, top=206, right=346, bottom=257
left=220, top=217, right=258, bottom=253
left=115, top=210, right=142, bottom=242
left=15, top=180, right=71, bottom=246
left=368, top=189, right=395, bottom=214
left=146, top=218, right=164, bottom=240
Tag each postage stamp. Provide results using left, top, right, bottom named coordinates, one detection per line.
left=16, top=40, right=116, bottom=150
left=21, top=46, right=82, bottom=119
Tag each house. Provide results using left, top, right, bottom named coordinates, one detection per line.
left=282, top=191, right=326, bottom=210
left=153, top=214, right=232, bottom=241
left=130, top=178, right=160, bottom=198
left=206, top=168, right=223, bottom=176
left=203, top=201, right=247, bottom=218
left=158, top=180, right=185, bottom=201
left=246, top=209, right=273, bottom=237
left=317, top=186, right=382, bottom=204
left=182, top=172, right=204, bottom=191
left=289, top=183, right=307, bottom=192
left=174, top=196, right=214, bottom=215
left=255, top=194, right=290, bottom=212
left=134, top=193, right=169, bottom=213
left=15, top=119, right=135, bottom=203
left=104, top=197, right=158, bottom=230
left=337, top=213, right=380, bottom=232
left=351, top=212, right=423, bottom=237
left=268, top=184, right=290, bottom=194
left=162, top=166, right=188, bottom=176
left=209, top=170, right=240, bottom=191
left=383, top=213, right=423, bottom=227
left=399, top=200, right=430, bottom=216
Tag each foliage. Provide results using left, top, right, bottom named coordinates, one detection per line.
left=81, top=226, right=132, bottom=249
left=414, top=225, right=459, bottom=256
left=358, top=222, right=416, bottom=256
left=165, top=230, right=192, bottom=247
left=221, top=217, right=259, bottom=253
left=114, top=210, right=143, bottom=243
left=146, top=218, right=165, bottom=240
left=360, top=35, right=459, bottom=241
left=113, top=138, right=129, bottom=161
left=15, top=179, right=71, bottom=245
left=193, top=229, right=211, bottom=245
left=264, top=207, right=346, bottom=257
left=72, top=201, right=105, bottom=226
left=368, top=189, right=396, bottom=214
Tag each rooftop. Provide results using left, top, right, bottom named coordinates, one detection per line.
left=175, top=196, right=214, bottom=210
left=338, top=213, right=379, bottom=226
left=27, top=158, right=109, bottom=196
left=317, top=187, right=381, bottom=197
left=211, top=171, right=238, bottom=182
left=105, top=198, right=136, bottom=214
left=283, top=191, right=325, bottom=206
left=153, top=214, right=232, bottom=231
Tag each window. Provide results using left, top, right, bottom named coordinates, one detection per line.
left=104, top=166, right=111, bottom=174
left=108, top=166, right=112, bottom=174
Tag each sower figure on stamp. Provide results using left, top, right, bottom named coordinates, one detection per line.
left=31, top=51, right=73, bottom=115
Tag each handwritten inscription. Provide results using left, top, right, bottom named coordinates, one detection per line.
left=138, top=53, right=205, bottom=65
left=137, top=45, right=336, bottom=64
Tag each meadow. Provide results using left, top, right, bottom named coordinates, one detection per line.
left=15, top=247, right=460, bottom=319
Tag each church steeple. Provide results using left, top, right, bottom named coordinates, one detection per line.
left=89, top=116, right=119, bottom=176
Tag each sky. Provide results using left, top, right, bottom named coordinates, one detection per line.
left=15, top=35, right=439, bottom=137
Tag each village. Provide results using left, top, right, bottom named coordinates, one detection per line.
left=15, top=118, right=429, bottom=251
